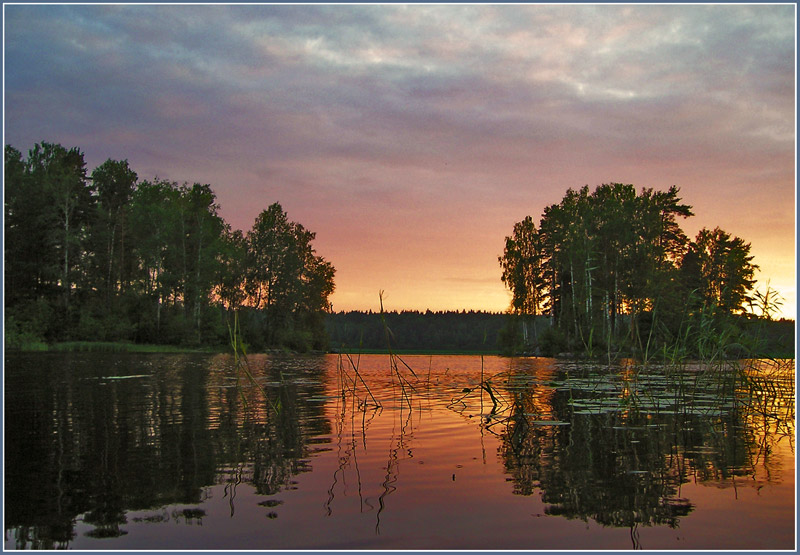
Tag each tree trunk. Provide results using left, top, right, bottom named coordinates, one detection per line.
left=62, top=196, right=70, bottom=309
left=107, top=212, right=116, bottom=300
left=570, top=259, right=579, bottom=339
left=195, top=230, right=203, bottom=331
left=612, top=267, right=619, bottom=335
left=119, top=214, right=126, bottom=293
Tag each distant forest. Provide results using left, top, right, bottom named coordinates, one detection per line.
left=326, top=310, right=515, bottom=353
left=5, top=142, right=334, bottom=351
left=326, top=310, right=794, bottom=358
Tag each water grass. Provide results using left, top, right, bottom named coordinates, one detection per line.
left=330, top=291, right=793, bottom=539
left=337, top=352, right=382, bottom=409
left=378, top=291, right=420, bottom=409
left=228, top=310, right=281, bottom=414
left=11, top=341, right=212, bottom=353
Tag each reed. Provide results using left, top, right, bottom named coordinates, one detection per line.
left=378, top=291, right=418, bottom=409
left=337, top=351, right=381, bottom=409
left=227, top=310, right=280, bottom=414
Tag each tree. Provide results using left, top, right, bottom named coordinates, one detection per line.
left=180, top=183, right=226, bottom=332
left=215, top=227, right=248, bottom=310
left=500, top=216, right=548, bottom=317
left=297, top=254, right=336, bottom=350
left=245, top=202, right=335, bottom=348
left=505, top=183, right=696, bottom=353
left=5, top=141, right=337, bottom=350
left=587, top=183, right=637, bottom=338
left=89, top=159, right=138, bottom=300
left=681, top=227, right=758, bottom=316
left=5, top=143, right=97, bottom=341
left=499, top=215, right=548, bottom=346
left=245, top=203, right=299, bottom=313
left=4, top=145, right=50, bottom=305
left=620, top=186, right=692, bottom=348
left=127, top=180, right=227, bottom=343
left=301, top=255, right=335, bottom=314
left=128, top=179, right=180, bottom=337
left=25, top=142, right=95, bottom=311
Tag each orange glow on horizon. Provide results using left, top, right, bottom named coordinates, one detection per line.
left=323, top=240, right=796, bottom=321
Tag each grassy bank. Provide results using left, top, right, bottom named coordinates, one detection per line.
left=331, top=348, right=502, bottom=356
left=8, top=341, right=221, bottom=353
left=9, top=340, right=791, bottom=359
left=8, top=342, right=502, bottom=356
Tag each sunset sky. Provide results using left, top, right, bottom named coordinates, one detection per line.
left=4, top=4, right=796, bottom=318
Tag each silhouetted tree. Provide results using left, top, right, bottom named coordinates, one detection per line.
left=215, top=227, right=249, bottom=310
left=681, top=227, right=757, bottom=316
left=245, top=202, right=335, bottom=349
left=89, top=159, right=138, bottom=300
left=499, top=216, right=548, bottom=348
left=499, top=183, right=765, bottom=355
left=26, top=143, right=94, bottom=312
left=5, top=141, right=337, bottom=349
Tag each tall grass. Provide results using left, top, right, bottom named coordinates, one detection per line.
left=228, top=310, right=280, bottom=414
left=378, top=291, right=419, bottom=409
left=10, top=341, right=209, bottom=353
left=337, top=352, right=381, bottom=409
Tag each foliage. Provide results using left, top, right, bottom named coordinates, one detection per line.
left=327, top=310, right=520, bottom=353
left=499, top=216, right=548, bottom=317
left=5, top=143, right=93, bottom=312
left=499, top=183, right=765, bottom=357
left=681, top=227, right=757, bottom=316
left=242, top=203, right=335, bottom=349
left=5, top=141, right=335, bottom=351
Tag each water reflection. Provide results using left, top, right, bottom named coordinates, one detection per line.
left=4, top=353, right=330, bottom=548
left=456, top=358, right=794, bottom=547
left=324, top=353, right=422, bottom=536
left=3, top=353, right=794, bottom=550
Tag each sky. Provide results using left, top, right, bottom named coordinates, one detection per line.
left=4, top=4, right=796, bottom=318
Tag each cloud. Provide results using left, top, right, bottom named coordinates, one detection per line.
left=4, top=4, right=794, bottom=314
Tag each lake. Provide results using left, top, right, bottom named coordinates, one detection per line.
left=4, top=352, right=795, bottom=550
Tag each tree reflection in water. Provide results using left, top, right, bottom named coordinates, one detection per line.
left=451, top=358, right=794, bottom=548
left=4, top=352, right=331, bottom=548
left=4, top=353, right=793, bottom=550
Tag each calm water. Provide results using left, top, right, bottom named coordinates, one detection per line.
left=4, top=352, right=795, bottom=550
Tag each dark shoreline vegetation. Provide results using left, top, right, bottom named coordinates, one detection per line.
left=325, top=310, right=795, bottom=359
left=4, top=141, right=794, bottom=361
left=497, top=183, right=794, bottom=361
left=5, top=142, right=335, bottom=354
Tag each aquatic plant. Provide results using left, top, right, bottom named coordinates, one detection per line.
left=228, top=310, right=280, bottom=414
left=378, top=291, right=419, bottom=409
left=337, top=352, right=381, bottom=409
left=749, top=280, right=785, bottom=321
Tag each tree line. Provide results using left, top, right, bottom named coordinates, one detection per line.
left=326, top=310, right=512, bottom=353
left=5, top=142, right=335, bottom=351
left=326, top=308, right=792, bottom=357
left=498, top=183, right=783, bottom=357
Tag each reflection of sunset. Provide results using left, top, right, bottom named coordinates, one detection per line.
left=5, top=352, right=794, bottom=550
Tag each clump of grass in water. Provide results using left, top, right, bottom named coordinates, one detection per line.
left=337, top=351, right=382, bottom=409
left=227, top=310, right=280, bottom=414
left=18, top=341, right=52, bottom=351
left=378, top=291, right=419, bottom=409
